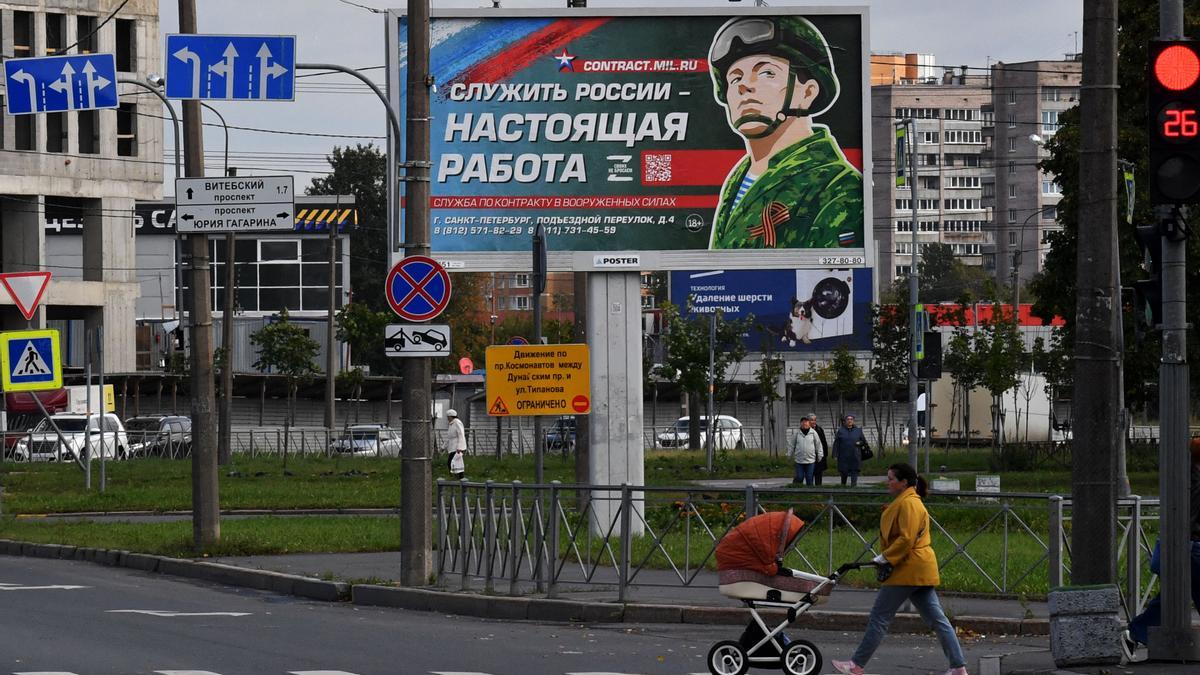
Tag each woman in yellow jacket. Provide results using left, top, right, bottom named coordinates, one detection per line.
left=832, top=463, right=968, bottom=675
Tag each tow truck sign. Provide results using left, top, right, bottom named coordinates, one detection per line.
left=385, top=324, right=451, bottom=357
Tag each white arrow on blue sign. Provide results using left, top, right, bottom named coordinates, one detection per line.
left=3, top=53, right=117, bottom=115
left=165, top=34, right=296, bottom=101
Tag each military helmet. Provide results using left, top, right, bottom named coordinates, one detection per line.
left=709, top=16, right=840, bottom=116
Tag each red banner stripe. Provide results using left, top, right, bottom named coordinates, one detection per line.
left=454, top=18, right=611, bottom=85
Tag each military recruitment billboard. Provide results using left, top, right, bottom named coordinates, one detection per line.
left=386, top=7, right=871, bottom=272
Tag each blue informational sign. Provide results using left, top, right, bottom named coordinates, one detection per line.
left=0, top=329, right=62, bottom=392
left=4, top=54, right=118, bottom=115
left=669, top=269, right=874, bottom=352
left=165, top=34, right=295, bottom=101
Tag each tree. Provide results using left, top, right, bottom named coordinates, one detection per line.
left=335, top=301, right=393, bottom=376
left=754, top=352, right=786, bottom=456
left=432, top=272, right=490, bottom=375
left=972, top=303, right=1026, bottom=457
left=250, top=308, right=320, bottom=426
left=799, top=345, right=863, bottom=420
left=869, top=302, right=908, bottom=450
left=307, top=145, right=387, bottom=313
left=916, top=242, right=995, bottom=302
left=653, top=302, right=750, bottom=450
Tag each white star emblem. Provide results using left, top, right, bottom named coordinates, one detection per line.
left=554, top=49, right=576, bottom=71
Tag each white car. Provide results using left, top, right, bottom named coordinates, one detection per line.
left=657, top=415, right=745, bottom=450
left=328, top=424, right=403, bottom=457
left=12, top=413, right=130, bottom=462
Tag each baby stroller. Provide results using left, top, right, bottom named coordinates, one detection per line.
left=708, top=509, right=879, bottom=675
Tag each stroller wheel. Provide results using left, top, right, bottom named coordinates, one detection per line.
left=781, top=639, right=822, bottom=675
left=707, top=639, right=749, bottom=675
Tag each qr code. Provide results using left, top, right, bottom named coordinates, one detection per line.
left=644, top=154, right=673, bottom=183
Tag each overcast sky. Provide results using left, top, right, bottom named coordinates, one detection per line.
left=155, top=0, right=1083, bottom=192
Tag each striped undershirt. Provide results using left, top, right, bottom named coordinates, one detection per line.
left=731, top=173, right=758, bottom=210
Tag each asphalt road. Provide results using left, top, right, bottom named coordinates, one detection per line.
left=0, top=556, right=1048, bottom=675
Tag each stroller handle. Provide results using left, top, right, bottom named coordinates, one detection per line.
left=834, top=561, right=883, bottom=576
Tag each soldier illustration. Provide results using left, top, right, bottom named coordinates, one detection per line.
left=707, top=16, right=864, bottom=250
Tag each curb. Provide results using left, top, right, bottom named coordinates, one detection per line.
left=0, top=539, right=1048, bottom=635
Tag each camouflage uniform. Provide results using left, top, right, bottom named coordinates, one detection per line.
left=709, top=127, right=863, bottom=249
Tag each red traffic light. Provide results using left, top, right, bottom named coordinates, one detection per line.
left=1154, top=44, right=1200, bottom=90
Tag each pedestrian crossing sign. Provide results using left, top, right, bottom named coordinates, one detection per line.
left=0, top=329, right=61, bottom=392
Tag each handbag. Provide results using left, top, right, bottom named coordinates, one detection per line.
left=857, top=438, right=874, bottom=461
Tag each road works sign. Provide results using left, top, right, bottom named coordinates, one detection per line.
left=485, top=344, right=590, bottom=417
left=165, top=34, right=296, bottom=101
left=0, top=271, right=52, bottom=321
left=174, top=175, right=294, bottom=233
left=4, top=53, right=117, bottom=115
left=0, top=329, right=62, bottom=392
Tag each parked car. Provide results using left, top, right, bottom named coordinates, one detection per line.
left=11, top=413, right=130, bottom=462
left=657, top=415, right=745, bottom=450
left=545, top=417, right=576, bottom=452
left=124, top=415, right=193, bottom=458
left=328, top=424, right=403, bottom=457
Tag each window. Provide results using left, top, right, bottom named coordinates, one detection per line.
left=1008, top=137, right=1016, bottom=152
left=77, top=110, right=99, bottom=154
left=1009, top=231, right=1018, bottom=246
left=15, top=115, right=34, bottom=151
left=945, top=108, right=978, bottom=121
left=950, top=243, right=981, bottom=255
left=948, top=176, right=980, bottom=189
left=1041, top=110, right=1060, bottom=135
left=920, top=131, right=939, bottom=144
left=981, top=110, right=995, bottom=126
left=945, top=198, right=981, bottom=210
left=1042, top=205, right=1058, bottom=220
left=1008, top=161, right=1017, bottom=175
left=515, top=295, right=530, bottom=310
left=919, top=220, right=939, bottom=232
left=260, top=240, right=299, bottom=261
left=983, top=183, right=995, bottom=198
left=13, top=12, right=32, bottom=56
left=895, top=265, right=912, bottom=276
left=514, top=273, right=530, bottom=288
left=946, top=153, right=982, bottom=167
left=943, top=129, right=982, bottom=144
left=46, top=113, right=65, bottom=153
left=118, top=104, right=137, bottom=156
left=1042, top=180, right=1062, bottom=195
left=1008, top=209, right=1018, bottom=223
left=1008, top=113, right=1016, bottom=128
left=1009, top=184, right=1018, bottom=197
left=895, top=220, right=912, bottom=232
left=919, top=153, right=939, bottom=166
left=896, top=107, right=939, bottom=119
left=944, top=220, right=984, bottom=232
left=45, top=14, right=66, bottom=55
left=116, top=19, right=136, bottom=72
left=1041, top=87, right=1077, bottom=102
left=76, top=15, right=98, bottom=54
left=917, top=199, right=938, bottom=211
left=918, top=176, right=940, bottom=190
left=895, top=198, right=912, bottom=211
left=1008, top=89, right=1016, bottom=104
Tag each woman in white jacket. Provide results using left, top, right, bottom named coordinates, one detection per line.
left=788, top=417, right=823, bottom=485
left=445, top=409, right=467, bottom=480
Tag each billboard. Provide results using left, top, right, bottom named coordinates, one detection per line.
left=669, top=268, right=873, bottom=352
left=387, top=7, right=871, bottom=272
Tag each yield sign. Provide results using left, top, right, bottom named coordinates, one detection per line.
left=386, top=255, right=452, bottom=321
left=0, top=271, right=51, bottom=321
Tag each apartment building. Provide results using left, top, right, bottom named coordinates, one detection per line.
left=0, top=1, right=162, bottom=372
left=872, top=69, right=993, bottom=282
left=984, top=58, right=1082, bottom=286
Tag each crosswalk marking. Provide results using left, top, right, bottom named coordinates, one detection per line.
left=288, top=671, right=363, bottom=675
left=155, top=671, right=224, bottom=675
left=0, top=583, right=88, bottom=591
left=110, top=610, right=252, bottom=618
left=14, top=672, right=80, bottom=675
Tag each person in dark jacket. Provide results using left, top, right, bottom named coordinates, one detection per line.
left=809, top=413, right=829, bottom=485
left=832, top=414, right=866, bottom=486
left=1121, top=438, right=1200, bottom=661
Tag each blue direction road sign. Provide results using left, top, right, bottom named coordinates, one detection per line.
left=386, top=256, right=452, bottom=322
left=165, top=34, right=295, bottom=101
left=0, top=329, right=62, bottom=392
left=4, top=54, right=117, bottom=115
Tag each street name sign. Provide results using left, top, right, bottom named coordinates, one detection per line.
left=386, top=256, right=452, bottom=321
left=0, top=271, right=52, bottom=321
left=165, top=34, right=295, bottom=101
left=384, top=324, right=451, bottom=357
left=0, top=329, right=62, bottom=392
left=4, top=53, right=117, bottom=115
left=485, top=344, right=590, bottom=417
left=174, top=175, right=294, bottom=233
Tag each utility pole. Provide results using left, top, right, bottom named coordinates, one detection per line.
left=178, top=0, right=219, bottom=550
left=906, top=119, right=920, bottom=468
left=1070, top=0, right=1118, bottom=586
left=399, top=0, right=433, bottom=587
left=1150, top=0, right=1199, bottom=660
left=325, top=195, right=341, bottom=436
left=573, top=271, right=589, bottom=489
left=706, top=312, right=716, bottom=473
left=532, top=223, right=546, bottom=484
left=219, top=168, right=236, bottom=466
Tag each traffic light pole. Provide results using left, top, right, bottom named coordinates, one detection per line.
left=1149, top=1, right=1199, bottom=659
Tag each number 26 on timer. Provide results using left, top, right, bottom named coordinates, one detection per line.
left=1163, top=107, right=1199, bottom=138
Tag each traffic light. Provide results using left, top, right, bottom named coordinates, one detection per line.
left=1133, top=222, right=1164, bottom=331
left=1148, top=41, right=1200, bottom=204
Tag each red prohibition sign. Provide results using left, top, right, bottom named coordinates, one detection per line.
left=386, top=255, right=453, bottom=321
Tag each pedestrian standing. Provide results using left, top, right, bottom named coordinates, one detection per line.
left=809, top=413, right=829, bottom=486
left=788, top=417, right=821, bottom=485
left=832, top=463, right=968, bottom=675
left=833, top=414, right=866, bottom=486
left=1121, top=438, right=1200, bottom=661
left=445, top=409, right=467, bottom=480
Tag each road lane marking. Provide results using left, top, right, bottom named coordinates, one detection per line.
left=0, top=583, right=88, bottom=591
left=15, top=671, right=81, bottom=674
left=289, top=671, right=365, bottom=675
left=155, top=671, right=225, bottom=675
left=107, top=610, right=252, bottom=617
